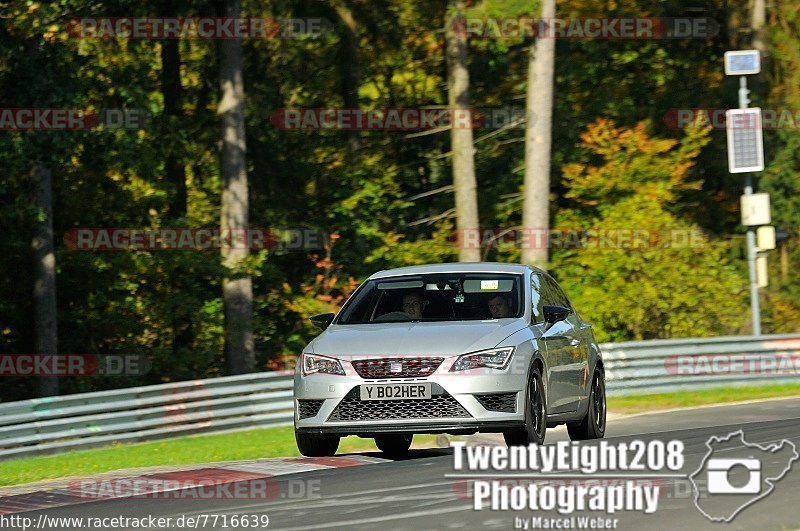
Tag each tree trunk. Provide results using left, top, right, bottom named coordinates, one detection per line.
left=218, top=0, right=254, bottom=374
left=445, top=0, right=480, bottom=262
left=521, top=0, right=555, bottom=270
left=31, top=163, right=59, bottom=397
left=160, top=13, right=187, bottom=218
left=159, top=1, right=193, bottom=360
left=779, top=241, right=789, bottom=282
left=750, top=0, right=770, bottom=90
left=751, top=0, right=767, bottom=53
left=334, top=1, right=360, bottom=151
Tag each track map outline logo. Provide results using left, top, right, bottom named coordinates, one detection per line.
left=689, top=430, right=799, bottom=522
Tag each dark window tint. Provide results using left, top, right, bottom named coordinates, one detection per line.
left=337, top=273, right=524, bottom=324
left=542, top=275, right=572, bottom=309
left=337, top=281, right=377, bottom=323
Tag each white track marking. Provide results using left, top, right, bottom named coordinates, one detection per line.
left=275, top=505, right=473, bottom=530
left=164, top=480, right=457, bottom=517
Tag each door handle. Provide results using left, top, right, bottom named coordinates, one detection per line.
left=569, top=339, right=581, bottom=347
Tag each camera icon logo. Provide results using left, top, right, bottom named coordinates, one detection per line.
left=690, top=430, right=798, bottom=522
left=706, top=458, right=761, bottom=494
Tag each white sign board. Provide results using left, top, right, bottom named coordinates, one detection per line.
left=741, top=193, right=771, bottom=226
left=757, top=255, right=768, bottom=288
left=726, top=108, right=764, bottom=173
left=757, top=226, right=776, bottom=251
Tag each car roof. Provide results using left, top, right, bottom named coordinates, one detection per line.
left=368, top=262, right=543, bottom=280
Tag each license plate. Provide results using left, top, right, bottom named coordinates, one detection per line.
left=360, top=383, right=432, bottom=401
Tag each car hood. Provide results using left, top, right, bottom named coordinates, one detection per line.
left=308, top=319, right=527, bottom=358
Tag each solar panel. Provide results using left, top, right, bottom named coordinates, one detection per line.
left=726, top=108, right=764, bottom=173
left=724, top=50, right=761, bottom=75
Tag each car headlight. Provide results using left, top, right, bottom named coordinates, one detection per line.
left=302, top=353, right=345, bottom=376
left=450, top=347, right=515, bottom=371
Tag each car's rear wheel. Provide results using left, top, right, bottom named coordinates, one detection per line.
left=503, top=366, right=546, bottom=446
left=567, top=368, right=606, bottom=441
left=295, top=430, right=340, bottom=457
left=374, top=434, right=413, bottom=456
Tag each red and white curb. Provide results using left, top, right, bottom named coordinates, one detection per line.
left=0, top=455, right=387, bottom=515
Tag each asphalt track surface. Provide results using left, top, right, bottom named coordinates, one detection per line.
left=21, top=396, right=800, bottom=530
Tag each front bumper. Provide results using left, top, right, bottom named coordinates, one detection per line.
left=293, top=363, right=527, bottom=435
left=295, top=422, right=523, bottom=436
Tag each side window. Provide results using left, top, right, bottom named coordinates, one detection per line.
left=543, top=275, right=572, bottom=309
left=530, top=274, right=545, bottom=323
left=338, top=282, right=375, bottom=323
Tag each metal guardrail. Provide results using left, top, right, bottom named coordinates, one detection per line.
left=602, top=333, right=800, bottom=395
left=1, top=334, right=799, bottom=459
left=0, top=371, right=294, bottom=460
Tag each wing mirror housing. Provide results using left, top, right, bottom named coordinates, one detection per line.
left=543, top=305, right=571, bottom=325
left=310, top=312, right=335, bottom=331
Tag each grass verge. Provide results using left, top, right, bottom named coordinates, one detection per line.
left=0, top=427, right=441, bottom=487
left=607, top=382, right=800, bottom=414
left=2, top=382, right=800, bottom=487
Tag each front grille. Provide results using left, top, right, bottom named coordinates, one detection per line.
left=351, top=357, right=444, bottom=379
left=475, top=393, right=517, bottom=413
left=328, top=387, right=471, bottom=421
left=298, top=399, right=325, bottom=419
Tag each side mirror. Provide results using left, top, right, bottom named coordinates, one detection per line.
left=543, top=305, right=570, bottom=325
left=310, top=312, right=335, bottom=331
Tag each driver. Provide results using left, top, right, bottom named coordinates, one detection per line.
left=488, top=294, right=513, bottom=318
left=402, top=291, right=428, bottom=320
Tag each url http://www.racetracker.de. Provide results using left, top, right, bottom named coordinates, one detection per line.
left=0, top=513, right=271, bottom=530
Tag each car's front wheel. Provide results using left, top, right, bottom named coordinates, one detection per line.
left=503, top=366, right=547, bottom=446
left=295, top=430, right=340, bottom=457
left=567, top=368, right=606, bottom=441
left=374, top=434, right=413, bottom=456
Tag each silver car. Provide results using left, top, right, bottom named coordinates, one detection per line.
left=294, top=262, right=606, bottom=456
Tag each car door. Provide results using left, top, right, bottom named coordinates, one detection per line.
left=531, top=273, right=569, bottom=413
left=546, top=278, right=593, bottom=399
left=540, top=274, right=585, bottom=413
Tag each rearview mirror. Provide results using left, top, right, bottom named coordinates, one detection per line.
left=543, top=305, right=570, bottom=325
left=310, top=312, right=335, bottom=331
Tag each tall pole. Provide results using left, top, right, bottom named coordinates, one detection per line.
left=739, top=76, right=762, bottom=336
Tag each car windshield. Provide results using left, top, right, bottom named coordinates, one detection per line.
left=337, top=273, right=523, bottom=324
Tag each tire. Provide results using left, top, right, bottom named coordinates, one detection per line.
left=374, top=434, right=413, bottom=456
left=567, top=368, right=606, bottom=441
left=503, top=367, right=547, bottom=446
left=295, top=430, right=340, bottom=457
